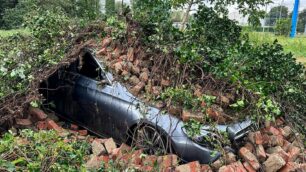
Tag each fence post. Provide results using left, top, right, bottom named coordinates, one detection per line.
left=290, top=0, right=300, bottom=38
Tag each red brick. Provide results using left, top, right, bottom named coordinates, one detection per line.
left=36, top=121, right=47, bottom=130
left=168, top=105, right=182, bottom=116
left=101, top=37, right=112, bottom=48
left=161, top=79, right=171, bottom=87
left=254, top=131, right=263, bottom=145
left=142, top=155, right=158, bottom=166
left=279, top=162, right=298, bottom=172
left=101, top=138, right=117, bottom=154
left=275, top=117, right=285, bottom=126
left=29, top=107, right=48, bottom=121
left=200, top=164, right=212, bottom=172
left=157, top=154, right=178, bottom=168
left=97, top=47, right=107, bottom=56
left=182, top=110, right=204, bottom=122
left=244, top=142, right=255, bottom=153
left=267, top=126, right=281, bottom=136
left=287, top=146, right=301, bottom=162
left=78, top=130, right=88, bottom=136
left=16, top=118, right=32, bottom=126
left=239, top=147, right=260, bottom=170
left=46, top=119, right=62, bottom=132
left=130, top=149, right=143, bottom=165
left=256, top=145, right=266, bottom=162
left=243, top=162, right=256, bottom=172
left=269, top=135, right=284, bottom=146
left=206, top=106, right=227, bottom=124
left=219, top=162, right=247, bottom=172
left=175, top=161, right=201, bottom=172
left=111, top=143, right=131, bottom=159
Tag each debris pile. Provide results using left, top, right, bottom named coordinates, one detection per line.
left=210, top=118, right=305, bottom=172
left=11, top=107, right=305, bottom=171
left=96, top=36, right=244, bottom=124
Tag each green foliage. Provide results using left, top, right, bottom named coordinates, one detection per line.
left=171, top=0, right=272, bottom=26
left=296, top=9, right=306, bottom=33
left=106, top=0, right=116, bottom=15
left=0, top=8, right=74, bottom=98
left=106, top=16, right=127, bottom=40
left=161, top=87, right=216, bottom=111
left=183, top=119, right=202, bottom=138
left=275, top=19, right=291, bottom=36
left=2, top=0, right=101, bottom=29
left=265, top=6, right=289, bottom=26
left=0, top=129, right=91, bottom=171
left=0, top=0, right=18, bottom=28
left=178, top=5, right=241, bottom=64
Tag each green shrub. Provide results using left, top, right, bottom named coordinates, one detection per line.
left=0, top=129, right=91, bottom=171
left=275, top=19, right=291, bottom=36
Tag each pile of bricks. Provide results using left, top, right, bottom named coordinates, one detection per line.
left=15, top=108, right=305, bottom=172
left=213, top=118, right=305, bottom=172
left=86, top=139, right=213, bottom=171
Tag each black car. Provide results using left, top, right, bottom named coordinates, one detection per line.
left=40, top=49, right=251, bottom=164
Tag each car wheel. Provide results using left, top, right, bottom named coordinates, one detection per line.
left=132, top=125, right=168, bottom=155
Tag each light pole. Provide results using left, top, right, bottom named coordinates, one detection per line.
left=290, top=0, right=300, bottom=38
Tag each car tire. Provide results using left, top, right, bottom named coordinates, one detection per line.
left=132, top=124, right=169, bottom=156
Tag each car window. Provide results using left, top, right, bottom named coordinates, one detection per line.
left=78, top=52, right=104, bottom=81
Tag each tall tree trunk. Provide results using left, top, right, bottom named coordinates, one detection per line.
left=180, top=0, right=193, bottom=30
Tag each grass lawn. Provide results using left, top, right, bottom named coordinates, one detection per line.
left=247, top=32, right=306, bottom=58
left=0, top=29, right=30, bottom=38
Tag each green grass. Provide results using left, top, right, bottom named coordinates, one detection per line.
left=247, top=32, right=306, bottom=58
left=0, top=29, right=30, bottom=38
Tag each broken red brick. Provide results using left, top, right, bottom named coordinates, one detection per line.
left=200, top=164, right=213, bottom=172
left=101, top=37, right=112, bottom=48
left=175, top=161, right=201, bottom=172
left=168, top=105, right=182, bottom=116
left=182, top=110, right=204, bottom=123
left=139, top=71, right=149, bottom=82
left=130, top=149, right=143, bottom=165
left=256, top=145, right=266, bottom=162
left=219, top=162, right=247, bottom=172
left=161, top=79, right=171, bottom=87
left=36, top=121, right=47, bottom=130
left=243, top=162, right=256, bottom=172
left=46, top=119, right=62, bottom=132
left=78, top=130, right=88, bottom=136
left=239, top=147, right=260, bottom=170
left=16, top=118, right=32, bottom=126
left=254, top=131, right=263, bottom=145
left=142, top=155, right=158, bottom=166
left=157, top=154, right=178, bottom=168
left=244, top=142, right=255, bottom=153
left=279, top=162, right=298, bottom=172
left=29, top=107, right=48, bottom=121
left=267, top=126, right=281, bottom=136
left=287, top=146, right=301, bottom=162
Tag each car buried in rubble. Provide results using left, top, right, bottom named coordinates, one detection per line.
left=40, top=48, right=252, bottom=164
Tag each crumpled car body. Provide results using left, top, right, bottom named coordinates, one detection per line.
left=40, top=49, right=252, bottom=164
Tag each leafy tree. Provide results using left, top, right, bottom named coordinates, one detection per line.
left=171, top=0, right=272, bottom=28
left=0, top=0, right=18, bottom=28
left=106, top=0, right=115, bottom=15
left=297, top=9, right=306, bottom=33
left=265, top=5, right=289, bottom=26
left=2, top=0, right=101, bottom=29
left=275, top=18, right=291, bottom=36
